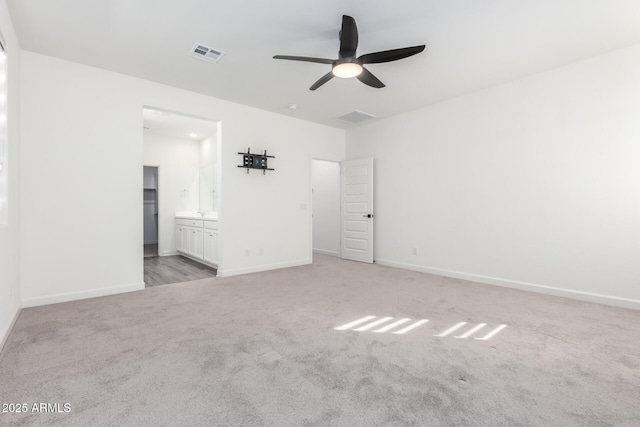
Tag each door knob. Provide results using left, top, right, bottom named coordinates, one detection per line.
left=362, top=214, right=373, bottom=218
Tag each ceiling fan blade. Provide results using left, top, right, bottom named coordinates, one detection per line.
left=273, top=55, right=334, bottom=64
left=339, top=15, right=358, bottom=58
left=357, top=67, right=385, bottom=88
left=309, top=71, right=335, bottom=91
left=359, top=45, right=426, bottom=64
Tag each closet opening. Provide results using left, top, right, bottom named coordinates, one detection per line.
left=143, top=166, right=159, bottom=257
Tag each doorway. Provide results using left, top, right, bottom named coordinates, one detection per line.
left=142, top=107, right=221, bottom=287
left=311, top=159, right=340, bottom=257
left=311, top=157, right=375, bottom=264
left=143, top=166, right=159, bottom=257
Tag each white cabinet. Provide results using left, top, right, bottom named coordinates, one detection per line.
left=203, top=229, right=219, bottom=266
left=176, top=225, right=188, bottom=253
left=189, top=227, right=204, bottom=260
left=175, top=217, right=218, bottom=267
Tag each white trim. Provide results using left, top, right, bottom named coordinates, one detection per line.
left=161, top=250, right=178, bottom=256
left=313, top=248, right=339, bottom=257
left=376, top=259, right=640, bottom=310
left=22, top=282, right=145, bottom=308
left=0, top=306, right=21, bottom=356
left=217, top=258, right=310, bottom=277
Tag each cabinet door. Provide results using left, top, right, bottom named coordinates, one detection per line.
left=189, top=227, right=204, bottom=260
left=188, top=227, right=197, bottom=256
left=203, top=229, right=218, bottom=266
left=181, top=227, right=189, bottom=253
left=176, top=226, right=187, bottom=253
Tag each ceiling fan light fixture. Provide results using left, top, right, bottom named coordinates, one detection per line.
left=273, top=15, right=425, bottom=90
left=332, top=62, right=363, bottom=78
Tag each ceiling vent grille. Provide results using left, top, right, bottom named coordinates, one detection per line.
left=335, top=110, right=377, bottom=124
left=189, top=43, right=225, bottom=64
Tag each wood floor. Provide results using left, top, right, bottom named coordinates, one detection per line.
left=144, top=243, right=158, bottom=258
left=144, top=254, right=217, bottom=287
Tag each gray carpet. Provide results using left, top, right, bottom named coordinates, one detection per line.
left=0, top=255, right=639, bottom=426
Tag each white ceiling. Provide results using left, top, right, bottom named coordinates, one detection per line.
left=7, top=0, right=640, bottom=129
left=142, top=108, right=218, bottom=140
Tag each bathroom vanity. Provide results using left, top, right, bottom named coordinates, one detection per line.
left=175, top=213, right=218, bottom=268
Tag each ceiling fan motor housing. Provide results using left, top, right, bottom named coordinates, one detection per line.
left=332, top=57, right=363, bottom=78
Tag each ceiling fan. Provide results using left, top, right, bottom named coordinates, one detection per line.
left=273, top=15, right=425, bottom=91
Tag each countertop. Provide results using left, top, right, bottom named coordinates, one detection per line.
left=175, top=212, right=218, bottom=220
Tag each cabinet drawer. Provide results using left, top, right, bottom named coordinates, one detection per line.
left=176, top=219, right=189, bottom=226
left=187, top=220, right=204, bottom=228
left=203, top=220, right=218, bottom=230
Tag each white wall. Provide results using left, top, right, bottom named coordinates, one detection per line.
left=200, top=131, right=217, bottom=167
left=217, top=110, right=344, bottom=276
left=20, top=51, right=345, bottom=305
left=0, top=40, right=7, bottom=226
left=144, top=133, right=200, bottom=254
left=0, top=0, right=21, bottom=351
left=347, top=43, right=640, bottom=309
left=199, top=132, right=218, bottom=211
left=312, top=159, right=340, bottom=257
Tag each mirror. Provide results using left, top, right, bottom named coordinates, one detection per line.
left=199, top=164, right=216, bottom=212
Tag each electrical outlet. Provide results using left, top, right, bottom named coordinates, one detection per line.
left=244, top=249, right=250, bottom=257
left=258, top=248, right=263, bottom=256
left=412, top=247, right=418, bottom=256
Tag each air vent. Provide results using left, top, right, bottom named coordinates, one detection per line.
left=335, top=110, right=377, bottom=124
left=189, top=43, right=225, bottom=64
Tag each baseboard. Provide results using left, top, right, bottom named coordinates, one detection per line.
left=313, top=248, right=339, bottom=257
left=22, top=282, right=146, bottom=308
left=161, top=250, right=178, bottom=256
left=375, top=259, right=640, bottom=310
left=217, top=258, right=310, bottom=277
left=0, top=306, right=21, bottom=357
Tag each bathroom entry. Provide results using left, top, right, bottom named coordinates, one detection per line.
left=143, top=166, right=159, bottom=257
left=142, top=107, right=220, bottom=287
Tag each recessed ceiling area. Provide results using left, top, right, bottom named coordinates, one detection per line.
left=142, top=108, right=218, bottom=140
left=7, top=0, right=640, bottom=129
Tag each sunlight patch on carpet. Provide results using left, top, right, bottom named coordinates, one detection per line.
left=334, top=316, right=508, bottom=340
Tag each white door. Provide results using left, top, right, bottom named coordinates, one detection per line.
left=211, top=230, right=219, bottom=266
left=203, top=229, right=219, bottom=267
left=340, top=157, right=374, bottom=263
left=189, top=228, right=204, bottom=260
left=176, top=226, right=187, bottom=253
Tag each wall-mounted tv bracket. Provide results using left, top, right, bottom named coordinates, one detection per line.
left=237, top=148, right=275, bottom=174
